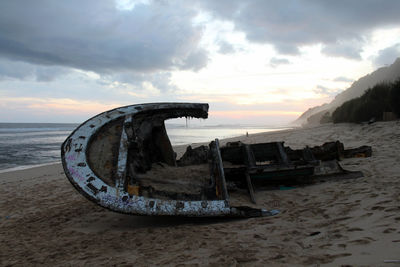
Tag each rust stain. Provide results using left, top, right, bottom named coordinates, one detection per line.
left=127, top=185, right=140, bottom=196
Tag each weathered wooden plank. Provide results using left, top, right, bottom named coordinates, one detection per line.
left=210, top=139, right=229, bottom=201
left=115, top=115, right=132, bottom=193
left=244, top=144, right=257, bottom=203
left=245, top=172, right=256, bottom=204
left=276, top=142, right=289, bottom=165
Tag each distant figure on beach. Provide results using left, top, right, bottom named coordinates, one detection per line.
left=246, top=131, right=249, bottom=137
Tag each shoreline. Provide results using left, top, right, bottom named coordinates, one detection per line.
left=0, top=124, right=295, bottom=174
left=0, top=161, right=61, bottom=175
left=1, top=121, right=400, bottom=266
left=0, top=125, right=297, bottom=174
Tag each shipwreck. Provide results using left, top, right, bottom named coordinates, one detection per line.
left=61, top=103, right=370, bottom=217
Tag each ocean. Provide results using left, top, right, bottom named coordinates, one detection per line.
left=0, top=122, right=290, bottom=172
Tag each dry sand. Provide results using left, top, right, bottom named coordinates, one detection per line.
left=1, top=121, right=400, bottom=266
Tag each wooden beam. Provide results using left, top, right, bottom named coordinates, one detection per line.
left=212, top=139, right=229, bottom=201
left=245, top=172, right=256, bottom=204
left=115, top=115, right=132, bottom=193
left=244, top=144, right=257, bottom=204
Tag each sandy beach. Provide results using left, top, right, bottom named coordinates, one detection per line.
left=1, top=121, right=400, bottom=266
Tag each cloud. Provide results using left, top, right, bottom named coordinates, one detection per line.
left=269, top=57, right=291, bottom=68
left=197, top=0, right=400, bottom=58
left=321, top=40, right=363, bottom=60
left=0, top=59, right=36, bottom=81
left=100, top=71, right=178, bottom=93
left=0, top=0, right=207, bottom=75
left=0, top=69, right=179, bottom=105
left=274, top=44, right=300, bottom=56
left=0, top=58, right=70, bottom=81
left=333, top=76, right=354, bottom=83
left=217, top=41, right=236, bottom=54
left=314, top=85, right=342, bottom=97
left=372, top=43, right=400, bottom=67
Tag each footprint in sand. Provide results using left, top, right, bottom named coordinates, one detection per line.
left=361, top=212, right=373, bottom=218
left=319, top=244, right=332, bottom=249
left=376, top=200, right=392, bottom=205
left=253, top=234, right=268, bottom=240
left=371, top=206, right=385, bottom=211
left=385, top=207, right=400, bottom=212
left=349, top=237, right=375, bottom=245
left=332, top=253, right=352, bottom=259
left=347, top=227, right=363, bottom=232
left=383, top=228, right=396, bottom=234
left=349, top=239, right=370, bottom=245
left=269, top=254, right=285, bottom=260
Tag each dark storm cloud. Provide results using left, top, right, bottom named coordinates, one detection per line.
left=0, top=0, right=207, bottom=75
left=197, top=0, right=400, bottom=58
left=0, top=58, right=70, bottom=81
left=321, top=40, right=363, bottom=60
left=0, top=59, right=35, bottom=81
left=373, top=43, right=400, bottom=67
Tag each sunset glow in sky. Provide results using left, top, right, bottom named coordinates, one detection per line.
left=1, top=0, right=400, bottom=124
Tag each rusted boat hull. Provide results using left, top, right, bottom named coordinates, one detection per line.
left=62, top=102, right=366, bottom=217
left=61, top=103, right=273, bottom=217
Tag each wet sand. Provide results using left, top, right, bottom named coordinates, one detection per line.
left=1, top=121, right=400, bottom=266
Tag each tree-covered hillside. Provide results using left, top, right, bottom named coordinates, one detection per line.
left=331, top=79, right=400, bottom=123
left=294, top=57, right=400, bottom=126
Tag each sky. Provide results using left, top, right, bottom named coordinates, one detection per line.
left=0, top=0, right=400, bottom=125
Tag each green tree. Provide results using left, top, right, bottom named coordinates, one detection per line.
left=332, top=82, right=394, bottom=123
left=390, top=79, right=400, bottom=117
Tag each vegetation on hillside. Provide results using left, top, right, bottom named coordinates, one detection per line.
left=390, top=79, right=400, bottom=117
left=295, top=57, right=400, bottom=125
left=331, top=79, right=400, bottom=123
